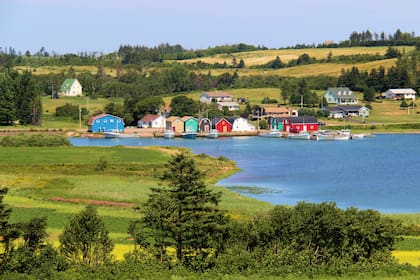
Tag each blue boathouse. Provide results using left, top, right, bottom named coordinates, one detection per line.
left=87, top=113, right=125, bottom=133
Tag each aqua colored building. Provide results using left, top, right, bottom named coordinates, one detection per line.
left=87, top=113, right=124, bottom=133
left=181, top=116, right=198, bottom=132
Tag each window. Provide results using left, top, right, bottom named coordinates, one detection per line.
left=103, top=120, right=107, bottom=123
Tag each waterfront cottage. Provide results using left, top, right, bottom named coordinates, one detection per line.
left=324, top=87, right=358, bottom=105
left=283, top=116, right=318, bottom=133
left=59, top=78, right=82, bottom=96
left=181, top=116, right=198, bottom=132
left=138, top=114, right=165, bottom=128
left=200, top=92, right=233, bottom=103
left=232, top=117, right=255, bottom=132
left=166, top=116, right=184, bottom=132
left=198, top=118, right=212, bottom=133
left=88, top=113, right=124, bottom=133
left=212, top=117, right=233, bottom=133
left=385, top=88, right=416, bottom=100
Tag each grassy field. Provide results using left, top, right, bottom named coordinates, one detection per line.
left=178, top=46, right=413, bottom=66
left=39, top=95, right=122, bottom=129
left=1, top=146, right=272, bottom=259
left=15, top=65, right=118, bottom=77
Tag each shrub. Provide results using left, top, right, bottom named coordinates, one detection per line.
left=0, top=134, right=71, bottom=147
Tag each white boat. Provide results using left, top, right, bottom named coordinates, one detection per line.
left=259, top=130, right=281, bottom=138
left=104, top=131, right=139, bottom=138
left=313, top=131, right=335, bottom=141
left=338, top=129, right=352, bottom=137
left=314, top=131, right=350, bottom=141
left=333, top=134, right=350, bottom=141
left=288, top=131, right=310, bottom=140
left=204, top=129, right=219, bottom=139
left=351, top=133, right=366, bottom=139
left=163, top=130, right=175, bottom=139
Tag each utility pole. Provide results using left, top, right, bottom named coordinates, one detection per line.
left=79, top=105, right=82, bottom=129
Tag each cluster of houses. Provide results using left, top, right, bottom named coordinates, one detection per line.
left=58, top=78, right=417, bottom=134
left=87, top=113, right=256, bottom=134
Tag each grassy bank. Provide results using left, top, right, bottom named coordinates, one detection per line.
left=1, top=145, right=271, bottom=259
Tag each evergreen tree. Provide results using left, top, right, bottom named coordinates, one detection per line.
left=0, top=188, right=19, bottom=272
left=130, top=153, right=228, bottom=264
left=363, top=87, right=376, bottom=102
left=59, top=205, right=113, bottom=267
left=0, top=70, right=16, bottom=124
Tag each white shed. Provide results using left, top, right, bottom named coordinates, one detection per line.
left=232, top=117, right=255, bottom=132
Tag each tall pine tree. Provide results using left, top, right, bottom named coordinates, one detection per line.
left=130, top=153, right=228, bottom=264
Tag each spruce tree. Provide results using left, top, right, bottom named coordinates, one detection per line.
left=59, top=205, right=113, bottom=267
left=131, top=153, right=227, bottom=263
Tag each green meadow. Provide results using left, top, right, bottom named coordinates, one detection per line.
left=0, top=145, right=272, bottom=259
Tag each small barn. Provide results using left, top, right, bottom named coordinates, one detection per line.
left=213, top=117, right=232, bottom=133
left=181, top=116, right=198, bottom=132
left=198, top=118, right=212, bottom=133
left=88, top=113, right=124, bottom=133
left=283, top=116, right=318, bottom=133
left=385, top=88, right=416, bottom=100
left=166, top=116, right=184, bottom=132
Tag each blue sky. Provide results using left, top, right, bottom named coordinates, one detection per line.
left=1, top=0, right=419, bottom=54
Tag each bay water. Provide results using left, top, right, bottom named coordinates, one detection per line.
left=70, top=134, right=420, bottom=213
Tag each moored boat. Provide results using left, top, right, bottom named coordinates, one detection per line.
left=163, top=130, right=175, bottom=139
left=204, top=129, right=219, bottom=139
left=259, top=129, right=281, bottom=138
left=181, top=129, right=197, bottom=139
left=104, top=132, right=139, bottom=138
left=288, top=131, right=310, bottom=140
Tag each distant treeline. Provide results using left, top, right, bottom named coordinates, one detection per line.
left=1, top=29, right=418, bottom=68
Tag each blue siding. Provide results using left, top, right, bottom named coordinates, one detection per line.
left=89, top=115, right=125, bottom=133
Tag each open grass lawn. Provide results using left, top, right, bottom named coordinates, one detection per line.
left=1, top=146, right=272, bottom=259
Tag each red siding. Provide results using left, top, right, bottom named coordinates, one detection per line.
left=215, top=118, right=232, bottom=133
left=283, top=120, right=318, bottom=132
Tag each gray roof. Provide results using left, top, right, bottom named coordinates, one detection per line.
left=325, top=105, right=366, bottom=112
left=326, top=87, right=355, bottom=98
left=271, top=116, right=318, bottom=124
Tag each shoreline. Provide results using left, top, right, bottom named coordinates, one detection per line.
left=1, top=126, right=420, bottom=138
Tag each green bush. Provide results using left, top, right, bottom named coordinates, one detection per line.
left=0, top=134, right=71, bottom=147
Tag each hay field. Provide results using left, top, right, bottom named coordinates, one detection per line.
left=178, top=46, right=413, bottom=66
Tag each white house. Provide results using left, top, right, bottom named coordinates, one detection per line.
left=217, top=101, right=240, bottom=111
left=232, top=117, right=255, bottom=132
left=324, top=87, right=358, bottom=105
left=385, top=88, right=416, bottom=100
left=138, top=114, right=165, bottom=128
left=200, top=92, right=233, bottom=103
left=59, top=78, right=82, bottom=96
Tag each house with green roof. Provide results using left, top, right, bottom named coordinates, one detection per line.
left=59, top=78, right=82, bottom=96
left=324, top=87, right=358, bottom=105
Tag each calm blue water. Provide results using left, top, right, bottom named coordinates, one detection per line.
left=70, top=134, right=420, bottom=213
